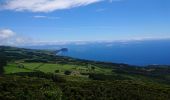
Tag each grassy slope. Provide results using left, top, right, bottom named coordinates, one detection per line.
left=1, top=46, right=170, bottom=99
left=2, top=46, right=170, bottom=84
left=5, top=63, right=112, bottom=74
left=5, top=62, right=170, bottom=85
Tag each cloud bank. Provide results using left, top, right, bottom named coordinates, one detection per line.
left=33, top=15, right=60, bottom=19
left=0, top=29, right=15, bottom=39
left=2, top=0, right=102, bottom=12
left=0, top=29, right=31, bottom=46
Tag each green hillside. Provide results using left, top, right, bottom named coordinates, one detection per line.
left=0, top=46, right=170, bottom=100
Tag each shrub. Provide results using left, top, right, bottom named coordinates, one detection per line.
left=0, top=76, right=62, bottom=100
left=55, top=70, right=60, bottom=73
left=0, top=50, right=7, bottom=75
left=91, top=66, right=95, bottom=70
left=64, top=70, right=72, bottom=75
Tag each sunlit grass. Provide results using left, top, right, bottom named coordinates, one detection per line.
left=5, top=62, right=113, bottom=75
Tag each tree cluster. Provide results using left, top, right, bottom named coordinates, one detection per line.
left=0, top=48, right=7, bottom=75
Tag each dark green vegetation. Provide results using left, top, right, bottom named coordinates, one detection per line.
left=0, top=76, right=62, bottom=100
left=0, top=46, right=170, bottom=100
left=0, top=48, right=7, bottom=75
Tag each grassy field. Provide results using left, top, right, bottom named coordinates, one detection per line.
left=1, top=46, right=170, bottom=100
left=4, top=64, right=31, bottom=74
left=5, top=62, right=112, bottom=75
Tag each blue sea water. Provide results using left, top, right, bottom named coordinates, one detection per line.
left=65, top=40, right=170, bottom=66
left=25, top=39, right=170, bottom=66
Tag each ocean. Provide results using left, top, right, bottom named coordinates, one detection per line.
left=25, top=39, right=170, bottom=66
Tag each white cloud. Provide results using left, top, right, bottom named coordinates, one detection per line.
left=2, top=0, right=103, bottom=12
left=109, top=0, right=121, bottom=3
left=33, top=15, right=60, bottom=19
left=0, top=29, right=15, bottom=39
left=96, top=8, right=106, bottom=12
left=33, top=15, right=47, bottom=18
left=0, top=29, right=16, bottom=45
left=0, top=29, right=32, bottom=46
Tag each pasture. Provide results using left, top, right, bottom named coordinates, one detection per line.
left=5, top=62, right=112, bottom=75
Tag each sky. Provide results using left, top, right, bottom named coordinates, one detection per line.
left=0, top=0, right=170, bottom=46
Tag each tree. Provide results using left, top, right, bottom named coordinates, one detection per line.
left=0, top=48, right=7, bottom=75
left=91, top=66, right=95, bottom=71
left=64, top=70, right=71, bottom=75
left=55, top=70, right=60, bottom=73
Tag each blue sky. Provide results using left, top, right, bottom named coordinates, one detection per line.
left=0, top=0, right=170, bottom=45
